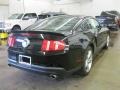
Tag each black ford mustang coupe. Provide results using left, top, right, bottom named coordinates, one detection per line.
left=8, top=15, right=110, bottom=79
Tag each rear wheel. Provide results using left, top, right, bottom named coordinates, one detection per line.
left=12, top=26, right=21, bottom=32
left=80, top=46, right=93, bottom=76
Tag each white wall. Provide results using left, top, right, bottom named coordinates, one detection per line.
left=0, top=0, right=9, bottom=19
left=9, top=0, right=24, bottom=14
left=50, top=0, right=120, bottom=16
left=51, top=0, right=94, bottom=15
left=24, top=0, right=52, bottom=14
left=9, top=0, right=120, bottom=16
left=0, top=0, right=8, bottom=5
left=9, top=0, right=53, bottom=15
left=0, top=6, right=9, bottom=19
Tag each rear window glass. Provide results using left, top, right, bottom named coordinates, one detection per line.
left=25, top=16, right=80, bottom=32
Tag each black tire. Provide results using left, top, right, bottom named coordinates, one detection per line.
left=80, top=46, right=93, bottom=76
left=12, top=26, right=21, bottom=31
left=104, top=34, right=110, bottom=49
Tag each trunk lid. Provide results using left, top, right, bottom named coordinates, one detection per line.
left=8, top=31, right=68, bottom=54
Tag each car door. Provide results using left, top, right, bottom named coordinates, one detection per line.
left=20, top=13, right=37, bottom=30
left=89, top=18, right=107, bottom=48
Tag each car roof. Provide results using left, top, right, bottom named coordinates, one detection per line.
left=39, top=12, right=66, bottom=15
left=55, top=15, right=93, bottom=19
left=103, top=10, right=118, bottom=12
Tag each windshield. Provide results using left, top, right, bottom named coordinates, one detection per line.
left=25, top=16, right=80, bottom=32
left=8, top=14, right=23, bottom=19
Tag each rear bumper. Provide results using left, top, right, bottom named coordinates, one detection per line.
left=8, top=59, right=67, bottom=75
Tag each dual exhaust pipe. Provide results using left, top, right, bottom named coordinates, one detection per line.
left=8, top=64, right=60, bottom=80
left=49, top=74, right=58, bottom=80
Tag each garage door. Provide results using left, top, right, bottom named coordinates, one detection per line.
left=0, top=6, right=8, bottom=19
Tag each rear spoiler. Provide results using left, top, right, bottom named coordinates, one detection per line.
left=11, top=30, right=67, bottom=37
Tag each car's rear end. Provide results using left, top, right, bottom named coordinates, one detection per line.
left=96, top=16, right=118, bottom=30
left=107, top=10, right=120, bottom=27
left=8, top=15, right=82, bottom=79
left=8, top=31, right=70, bottom=78
left=107, top=16, right=119, bottom=30
left=100, top=11, right=119, bottom=30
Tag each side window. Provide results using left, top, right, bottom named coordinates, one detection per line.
left=31, top=13, right=37, bottom=19
left=23, top=13, right=37, bottom=19
left=23, top=14, right=31, bottom=20
left=79, top=19, right=92, bottom=31
left=38, top=15, right=47, bottom=19
left=89, top=19, right=100, bottom=29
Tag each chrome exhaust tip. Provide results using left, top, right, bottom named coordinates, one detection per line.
left=8, top=64, right=11, bottom=66
left=49, top=74, right=58, bottom=80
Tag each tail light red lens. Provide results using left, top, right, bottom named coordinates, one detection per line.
left=41, top=40, right=65, bottom=52
left=8, top=36, right=16, bottom=47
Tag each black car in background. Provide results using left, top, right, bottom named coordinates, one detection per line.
left=8, top=15, right=110, bottom=79
left=96, top=16, right=109, bottom=27
left=96, top=16, right=118, bottom=30
left=100, top=10, right=120, bottom=30
left=38, top=12, right=66, bottom=20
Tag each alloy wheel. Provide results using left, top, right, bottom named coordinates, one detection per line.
left=85, top=50, right=93, bottom=73
left=106, top=35, right=110, bottom=47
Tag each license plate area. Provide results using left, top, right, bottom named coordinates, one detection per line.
left=19, top=55, right=31, bottom=65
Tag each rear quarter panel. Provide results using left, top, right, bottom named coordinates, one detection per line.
left=66, top=31, right=94, bottom=70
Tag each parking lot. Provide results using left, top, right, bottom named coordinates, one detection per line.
left=0, top=31, right=119, bottom=90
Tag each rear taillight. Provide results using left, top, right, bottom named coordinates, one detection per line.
left=41, top=40, right=65, bottom=52
left=8, top=36, right=16, bottom=47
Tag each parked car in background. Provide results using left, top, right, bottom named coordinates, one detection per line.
left=100, top=10, right=120, bottom=30
left=38, top=12, right=66, bottom=20
left=0, top=13, right=38, bottom=32
left=96, top=16, right=118, bottom=30
left=8, top=15, right=110, bottom=79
